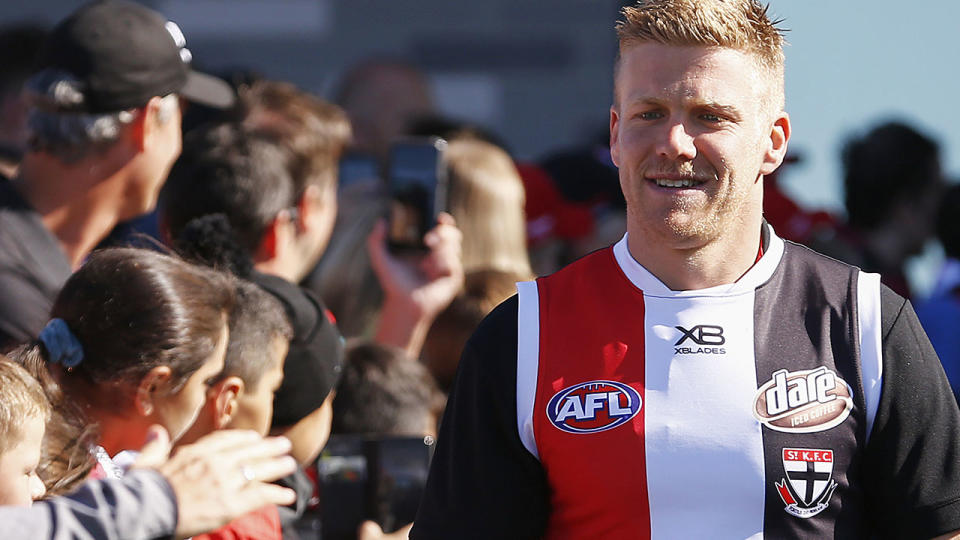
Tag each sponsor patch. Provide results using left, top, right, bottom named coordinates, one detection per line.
left=776, top=448, right=837, bottom=518
left=753, top=367, right=853, bottom=433
left=546, top=380, right=641, bottom=434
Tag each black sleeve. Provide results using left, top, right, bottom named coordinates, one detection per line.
left=410, top=296, right=550, bottom=539
left=0, top=270, right=51, bottom=351
left=863, top=287, right=960, bottom=538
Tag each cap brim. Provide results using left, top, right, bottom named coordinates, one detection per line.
left=180, top=71, right=236, bottom=109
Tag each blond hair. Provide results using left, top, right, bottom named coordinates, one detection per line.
left=445, top=138, right=534, bottom=279
left=615, top=0, right=786, bottom=108
left=0, top=357, right=50, bottom=454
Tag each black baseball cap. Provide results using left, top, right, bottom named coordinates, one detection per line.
left=36, top=0, right=234, bottom=113
left=250, top=271, right=345, bottom=428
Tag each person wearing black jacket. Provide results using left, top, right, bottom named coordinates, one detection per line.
left=0, top=0, right=234, bottom=350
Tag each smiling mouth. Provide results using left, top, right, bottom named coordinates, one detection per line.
left=648, top=177, right=707, bottom=188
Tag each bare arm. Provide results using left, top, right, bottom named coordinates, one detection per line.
left=370, top=213, right=463, bottom=359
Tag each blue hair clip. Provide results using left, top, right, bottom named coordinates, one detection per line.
left=38, top=318, right=84, bottom=369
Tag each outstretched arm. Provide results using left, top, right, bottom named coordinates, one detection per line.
left=0, top=427, right=297, bottom=540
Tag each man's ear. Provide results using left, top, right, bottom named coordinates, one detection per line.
left=759, top=112, right=791, bottom=176
left=609, top=105, right=622, bottom=168
left=297, top=184, right=333, bottom=232
left=255, top=212, right=287, bottom=261
left=211, top=376, right=244, bottom=430
left=129, top=96, right=164, bottom=153
left=134, top=365, right=173, bottom=417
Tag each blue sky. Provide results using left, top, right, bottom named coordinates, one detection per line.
left=766, top=0, right=959, bottom=211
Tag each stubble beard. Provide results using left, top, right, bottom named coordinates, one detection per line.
left=629, top=160, right=727, bottom=245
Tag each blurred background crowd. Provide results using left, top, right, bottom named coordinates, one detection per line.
left=0, top=1, right=958, bottom=539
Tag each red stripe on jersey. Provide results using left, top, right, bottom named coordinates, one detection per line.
left=776, top=481, right=797, bottom=506
left=533, top=247, right=651, bottom=539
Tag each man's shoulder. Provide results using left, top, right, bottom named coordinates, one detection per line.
left=469, top=293, right=519, bottom=348
left=781, top=238, right=865, bottom=275
left=0, top=180, right=64, bottom=272
left=459, top=293, right=523, bottom=385
left=778, top=239, right=910, bottom=327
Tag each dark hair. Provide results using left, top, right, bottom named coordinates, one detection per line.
left=174, top=213, right=293, bottom=389
left=174, top=213, right=255, bottom=278
left=46, top=248, right=234, bottom=401
left=937, top=183, right=960, bottom=260
left=220, top=279, right=292, bottom=389
left=842, top=121, right=941, bottom=229
left=161, top=122, right=297, bottom=254
left=332, top=342, right=443, bottom=436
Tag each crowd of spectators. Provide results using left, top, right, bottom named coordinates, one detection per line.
left=0, top=0, right=958, bottom=539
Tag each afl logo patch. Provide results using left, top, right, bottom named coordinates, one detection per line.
left=753, top=367, right=854, bottom=433
left=546, top=380, right=641, bottom=434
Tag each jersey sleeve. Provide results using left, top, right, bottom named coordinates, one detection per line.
left=410, top=296, right=550, bottom=539
left=862, top=287, right=960, bottom=538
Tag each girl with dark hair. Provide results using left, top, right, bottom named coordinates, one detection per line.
left=9, top=247, right=235, bottom=478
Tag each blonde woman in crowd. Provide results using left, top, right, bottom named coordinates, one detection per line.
left=444, top=137, right=534, bottom=281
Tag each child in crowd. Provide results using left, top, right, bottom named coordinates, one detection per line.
left=332, top=342, right=444, bottom=438
left=179, top=280, right=292, bottom=442
left=174, top=212, right=344, bottom=536
left=10, top=248, right=235, bottom=478
left=177, top=279, right=293, bottom=540
left=0, top=357, right=49, bottom=506
left=328, top=342, right=445, bottom=540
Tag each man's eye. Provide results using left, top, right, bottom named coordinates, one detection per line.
left=700, top=113, right=723, bottom=123
left=636, top=111, right=663, bottom=121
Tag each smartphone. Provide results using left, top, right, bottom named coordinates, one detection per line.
left=368, top=436, right=436, bottom=533
left=314, top=437, right=367, bottom=540
left=313, top=435, right=436, bottom=539
left=386, top=138, right=448, bottom=252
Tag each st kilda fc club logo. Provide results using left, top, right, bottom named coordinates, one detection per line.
left=776, top=448, right=838, bottom=518
left=547, top=380, right=642, bottom=434
left=752, top=367, right=854, bottom=433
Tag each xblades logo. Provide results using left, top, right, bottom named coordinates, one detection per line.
left=674, top=325, right=726, bottom=354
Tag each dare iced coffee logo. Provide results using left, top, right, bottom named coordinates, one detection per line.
left=753, top=367, right=853, bottom=433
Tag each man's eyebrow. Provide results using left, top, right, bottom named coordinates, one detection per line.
left=622, top=95, right=663, bottom=107
left=696, top=102, right=742, bottom=119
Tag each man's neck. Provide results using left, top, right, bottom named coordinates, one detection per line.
left=626, top=217, right=764, bottom=291
left=15, top=155, right=127, bottom=269
left=253, top=259, right=300, bottom=283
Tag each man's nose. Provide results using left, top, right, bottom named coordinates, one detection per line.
left=655, top=121, right=697, bottom=161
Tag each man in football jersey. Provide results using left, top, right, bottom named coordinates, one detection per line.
left=411, top=1, right=960, bottom=538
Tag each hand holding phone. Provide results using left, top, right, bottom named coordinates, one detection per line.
left=386, top=138, right=448, bottom=252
